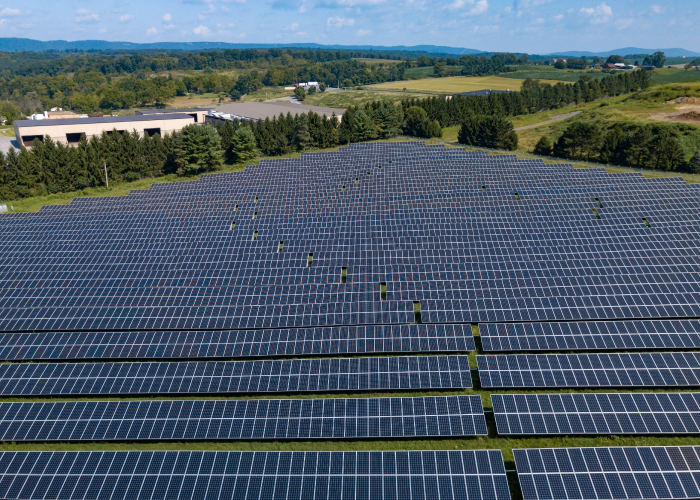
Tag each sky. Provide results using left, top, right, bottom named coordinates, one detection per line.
left=0, top=0, right=698, bottom=54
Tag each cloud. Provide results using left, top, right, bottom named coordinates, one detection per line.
left=0, top=8, right=25, bottom=16
left=119, top=14, right=134, bottom=23
left=322, top=0, right=384, bottom=5
left=326, top=16, right=355, bottom=28
left=553, top=14, right=564, bottom=21
left=580, top=2, right=613, bottom=23
left=163, top=13, right=172, bottom=22
left=146, top=27, right=158, bottom=35
left=193, top=24, right=211, bottom=35
left=296, top=31, right=308, bottom=35
left=447, top=0, right=488, bottom=15
left=163, top=24, right=176, bottom=30
left=285, top=22, right=299, bottom=30
left=357, top=28, right=371, bottom=35
left=649, top=4, right=663, bottom=14
left=75, top=8, right=100, bottom=23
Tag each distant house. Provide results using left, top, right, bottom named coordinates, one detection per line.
left=602, top=63, right=617, bottom=70
left=549, top=58, right=566, bottom=65
left=641, top=65, right=656, bottom=71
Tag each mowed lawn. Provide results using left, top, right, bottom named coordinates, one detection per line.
left=370, top=76, right=562, bottom=93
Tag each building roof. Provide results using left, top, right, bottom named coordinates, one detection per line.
left=15, top=113, right=194, bottom=128
left=136, top=108, right=211, bottom=115
left=212, top=101, right=344, bottom=121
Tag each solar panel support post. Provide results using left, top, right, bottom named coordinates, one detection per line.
left=103, top=160, right=109, bottom=188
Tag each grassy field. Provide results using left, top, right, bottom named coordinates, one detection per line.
left=370, top=76, right=562, bottom=93
left=353, top=58, right=401, bottom=65
left=304, top=89, right=431, bottom=108
left=651, top=68, right=700, bottom=85
left=499, top=69, right=604, bottom=82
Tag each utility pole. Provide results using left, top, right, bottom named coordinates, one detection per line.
left=103, top=160, right=109, bottom=188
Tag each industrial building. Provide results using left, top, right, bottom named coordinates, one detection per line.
left=206, top=101, right=344, bottom=126
left=13, top=113, right=195, bottom=148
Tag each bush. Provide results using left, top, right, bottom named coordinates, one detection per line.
left=294, top=86, right=306, bottom=102
left=533, top=135, right=552, bottom=156
left=174, top=124, right=224, bottom=176
left=319, top=82, right=327, bottom=92
left=123, top=172, right=140, bottom=182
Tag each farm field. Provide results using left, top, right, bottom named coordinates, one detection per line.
left=369, top=75, right=562, bottom=93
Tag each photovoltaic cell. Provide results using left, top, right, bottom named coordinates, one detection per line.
left=480, top=320, right=700, bottom=352
left=477, top=352, right=700, bottom=388
left=0, top=449, right=511, bottom=500
left=492, top=393, right=700, bottom=435
left=0, top=355, right=472, bottom=396
left=0, top=395, right=486, bottom=441
left=515, top=446, right=700, bottom=500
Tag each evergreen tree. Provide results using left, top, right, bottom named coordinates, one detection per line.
left=599, top=125, right=626, bottom=165
left=533, top=135, right=552, bottom=156
left=294, top=113, right=312, bottom=151
left=553, top=122, right=602, bottom=160
left=688, top=152, right=700, bottom=174
left=353, top=110, right=374, bottom=142
left=294, top=86, right=306, bottom=102
left=404, top=106, right=432, bottom=138
left=627, top=125, right=653, bottom=167
left=174, top=124, right=224, bottom=176
left=231, top=126, right=259, bottom=162
left=650, top=129, right=684, bottom=170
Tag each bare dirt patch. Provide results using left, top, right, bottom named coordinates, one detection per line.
left=650, top=104, right=700, bottom=124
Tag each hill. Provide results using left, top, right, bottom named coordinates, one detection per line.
left=550, top=47, right=700, bottom=58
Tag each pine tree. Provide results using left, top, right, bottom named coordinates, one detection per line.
left=294, top=113, right=312, bottom=151
left=689, top=151, right=700, bottom=174
left=231, top=126, right=259, bottom=162
left=353, top=110, right=374, bottom=142
left=533, top=135, right=552, bottom=156
left=174, top=124, right=224, bottom=176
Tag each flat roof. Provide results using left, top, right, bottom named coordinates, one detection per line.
left=136, top=108, right=211, bottom=115
left=213, top=101, right=344, bottom=121
left=15, top=113, right=194, bottom=128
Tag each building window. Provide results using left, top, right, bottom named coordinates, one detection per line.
left=21, top=135, right=44, bottom=145
left=66, top=132, right=85, bottom=144
left=144, top=128, right=161, bottom=137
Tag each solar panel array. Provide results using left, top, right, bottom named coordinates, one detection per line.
left=480, top=320, right=700, bottom=352
left=0, top=450, right=511, bottom=500
left=515, top=446, right=700, bottom=500
left=492, top=393, right=700, bottom=435
left=6, top=141, right=700, bottom=500
left=0, top=396, right=487, bottom=441
left=477, top=352, right=700, bottom=388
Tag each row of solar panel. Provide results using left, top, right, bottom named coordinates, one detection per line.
left=515, top=446, right=700, bottom=500
left=0, top=396, right=486, bottom=441
left=0, top=450, right=510, bottom=500
left=0, top=355, right=473, bottom=395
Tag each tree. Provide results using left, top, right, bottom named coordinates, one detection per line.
left=353, top=109, right=374, bottom=142
left=231, top=126, right=258, bottom=163
left=553, top=121, right=602, bottom=161
left=606, top=55, right=625, bottom=64
left=307, top=85, right=316, bottom=95
left=688, top=151, right=700, bottom=174
left=404, top=106, right=433, bottom=138
left=533, top=135, right=552, bottom=156
left=319, top=82, right=327, bottom=92
left=294, top=86, right=306, bottom=102
left=554, top=60, right=567, bottom=69
left=649, top=129, right=684, bottom=170
left=294, top=113, right=312, bottom=150
left=229, top=89, right=242, bottom=101
left=174, top=124, right=224, bottom=176
left=599, top=125, right=626, bottom=165
left=643, top=51, right=666, bottom=68
left=457, top=115, right=517, bottom=150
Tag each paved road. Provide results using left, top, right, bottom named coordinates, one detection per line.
left=514, top=111, right=582, bottom=131
left=0, top=136, right=18, bottom=153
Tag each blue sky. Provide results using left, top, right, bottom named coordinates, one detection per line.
left=0, top=0, right=698, bottom=54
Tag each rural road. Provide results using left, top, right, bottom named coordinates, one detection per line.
left=514, top=110, right=582, bottom=131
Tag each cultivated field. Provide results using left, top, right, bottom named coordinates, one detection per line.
left=369, top=76, right=562, bottom=93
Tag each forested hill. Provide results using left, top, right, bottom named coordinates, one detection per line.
left=0, top=38, right=484, bottom=56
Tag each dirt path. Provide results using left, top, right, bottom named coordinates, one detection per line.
left=514, top=111, right=582, bottom=131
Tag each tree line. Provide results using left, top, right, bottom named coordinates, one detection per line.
left=533, top=121, right=700, bottom=172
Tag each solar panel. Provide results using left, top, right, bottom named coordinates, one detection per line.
left=515, top=446, right=700, bottom=500
left=492, top=393, right=700, bottom=435
left=0, top=324, right=475, bottom=361
left=0, top=355, right=473, bottom=396
left=480, top=320, right=700, bottom=352
left=0, top=395, right=486, bottom=441
left=0, top=449, right=511, bottom=500
left=477, top=352, right=700, bottom=388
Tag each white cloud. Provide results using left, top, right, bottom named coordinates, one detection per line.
left=553, top=14, right=564, bottom=21
left=75, top=9, right=100, bottom=23
left=324, top=0, right=384, bottom=5
left=357, top=28, right=371, bottom=35
left=0, top=8, right=25, bottom=16
left=472, top=24, right=499, bottom=33
left=146, top=27, right=158, bottom=35
left=447, top=0, right=488, bottom=15
left=163, top=24, right=175, bottom=30
left=650, top=4, right=663, bottom=14
left=326, top=16, right=355, bottom=28
left=286, top=22, right=299, bottom=30
left=296, top=31, right=308, bottom=35
left=193, top=24, right=211, bottom=35
left=163, top=13, right=172, bottom=22
left=119, top=14, right=133, bottom=23
left=580, top=2, right=613, bottom=23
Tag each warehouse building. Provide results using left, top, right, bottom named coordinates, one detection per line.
left=13, top=113, right=195, bottom=148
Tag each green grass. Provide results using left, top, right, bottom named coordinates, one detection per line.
left=650, top=68, right=700, bottom=85
left=499, top=69, right=604, bottom=83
